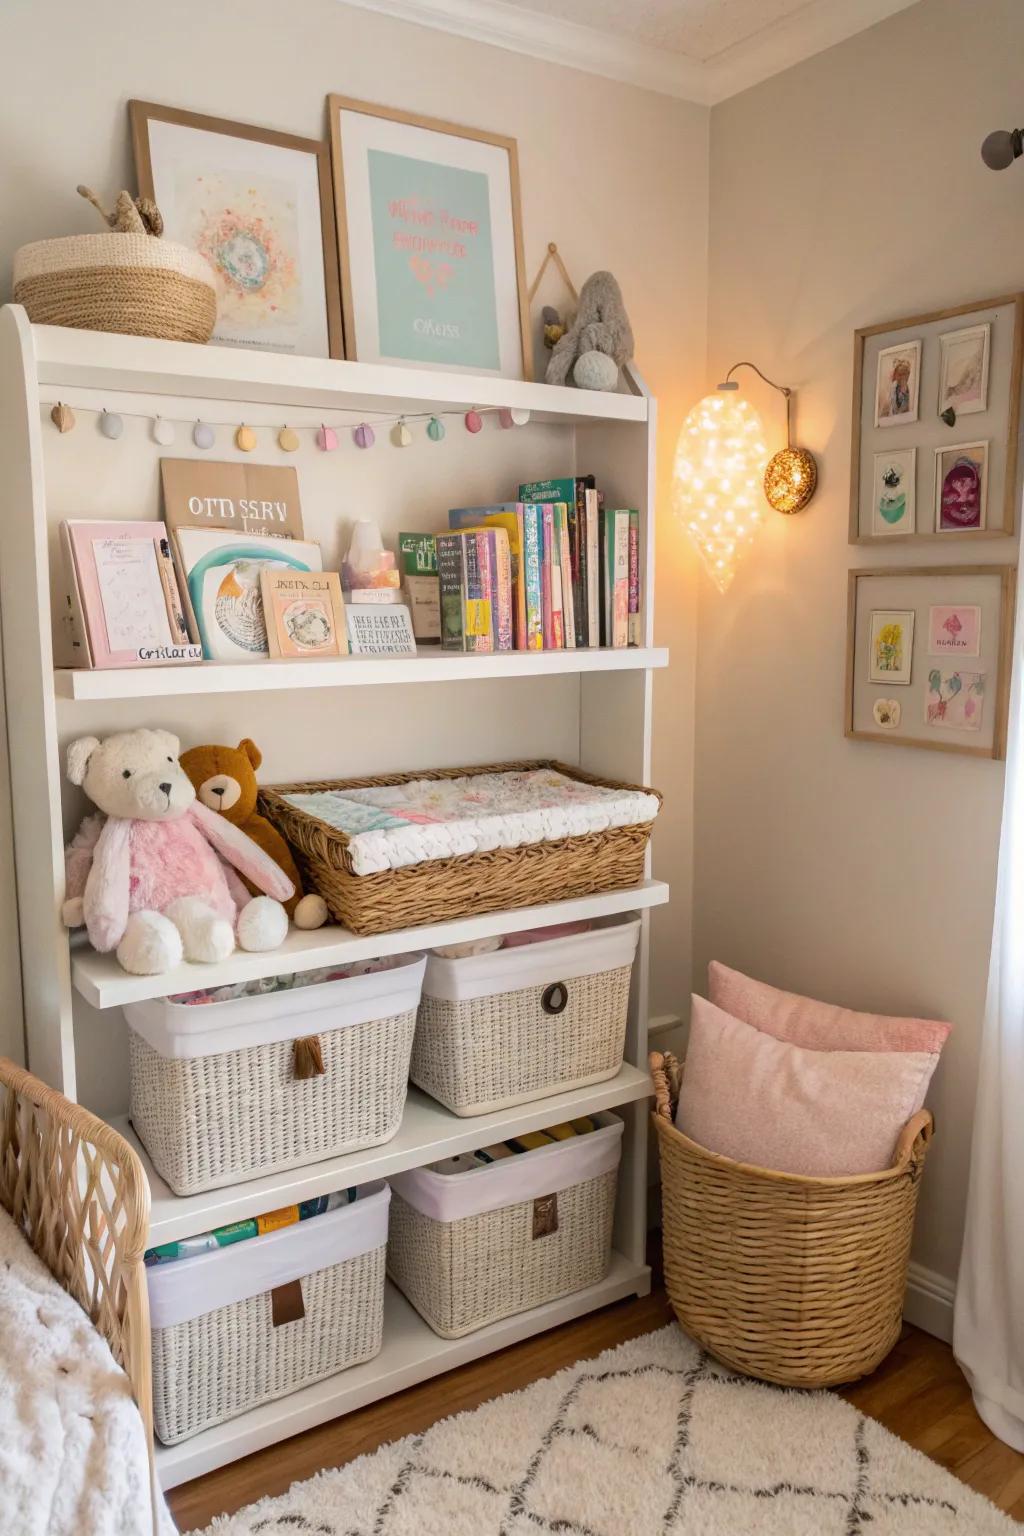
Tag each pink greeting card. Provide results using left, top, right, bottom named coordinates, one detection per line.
left=928, top=605, right=981, bottom=657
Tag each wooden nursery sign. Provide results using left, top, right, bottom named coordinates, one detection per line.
left=160, top=459, right=304, bottom=539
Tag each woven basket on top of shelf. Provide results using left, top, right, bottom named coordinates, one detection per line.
left=651, top=1052, right=934, bottom=1389
left=259, top=760, right=662, bottom=936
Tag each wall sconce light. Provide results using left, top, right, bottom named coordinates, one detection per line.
left=673, top=361, right=817, bottom=592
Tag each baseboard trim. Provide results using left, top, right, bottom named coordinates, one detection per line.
left=903, top=1261, right=955, bottom=1343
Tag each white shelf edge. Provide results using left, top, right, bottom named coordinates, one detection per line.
left=155, top=1258, right=651, bottom=1489
left=119, top=1067, right=653, bottom=1246
left=28, top=318, right=648, bottom=424
left=55, top=646, right=669, bottom=701
left=70, top=881, right=670, bottom=1009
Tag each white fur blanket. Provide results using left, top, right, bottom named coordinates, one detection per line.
left=0, top=1205, right=174, bottom=1535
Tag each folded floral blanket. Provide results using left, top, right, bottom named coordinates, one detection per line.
left=282, top=767, right=659, bottom=876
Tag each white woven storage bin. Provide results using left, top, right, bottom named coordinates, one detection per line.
left=388, top=1113, right=623, bottom=1337
left=126, top=955, right=425, bottom=1195
left=149, top=1183, right=389, bottom=1444
left=412, top=918, right=641, bottom=1116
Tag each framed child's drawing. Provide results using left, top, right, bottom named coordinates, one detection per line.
left=849, top=295, right=1024, bottom=544
left=327, top=96, right=531, bottom=379
left=845, top=565, right=1016, bottom=758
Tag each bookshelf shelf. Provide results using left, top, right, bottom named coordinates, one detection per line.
left=55, top=645, right=669, bottom=700
left=0, top=301, right=664, bottom=1486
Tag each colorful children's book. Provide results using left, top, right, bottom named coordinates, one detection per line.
left=398, top=532, right=441, bottom=643
left=447, top=505, right=525, bottom=648
left=554, top=502, right=576, bottom=649
left=627, top=510, right=641, bottom=646
left=602, top=509, right=631, bottom=649
left=173, top=526, right=323, bottom=661
left=260, top=570, right=348, bottom=659
left=541, top=504, right=555, bottom=648
left=519, top=476, right=594, bottom=647
left=521, top=506, right=544, bottom=650
left=436, top=532, right=467, bottom=652
left=584, top=487, right=600, bottom=646
left=488, top=528, right=514, bottom=651
left=463, top=531, right=493, bottom=653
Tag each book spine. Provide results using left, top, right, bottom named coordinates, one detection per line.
left=556, top=502, right=575, bottom=649
left=522, top=506, right=544, bottom=650
left=463, top=532, right=492, bottom=652
left=585, top=488, right=600, bottom=647
left=627, top=510, right=641, bottom=646
left=513, top=505, right=527, bottom=650
left=492, top=529, right=514, bottom=651
left=541, top=504, right=555, bottom=648
left=570, top=480, right=586, bottom=646
left=613, top=511, right=630, bottom=648
left=600, top=508, right=612, bottom=648
left=435, top=534, right=466, bottom=651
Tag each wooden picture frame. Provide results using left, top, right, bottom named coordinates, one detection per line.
left=327, top=95, right=532, bottom=380
left=845, top=564, right=1016, bottom=758
left=130, top=100, right=342, bottom=359
left=849, top=295, right=1024, bottom=545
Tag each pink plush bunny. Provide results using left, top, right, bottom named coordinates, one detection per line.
left=62, top=728, right=295, bottom=976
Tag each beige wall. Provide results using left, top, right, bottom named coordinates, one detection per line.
left=700, top=0, right=1024, bottom=1286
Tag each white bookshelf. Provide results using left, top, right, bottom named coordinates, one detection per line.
left=0, top=301, right=666, bottom=1487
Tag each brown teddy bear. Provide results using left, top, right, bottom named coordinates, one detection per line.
left=179, top=739, right=328, bottom=929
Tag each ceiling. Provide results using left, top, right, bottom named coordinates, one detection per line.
left=340, top=0, right=922, bottom=102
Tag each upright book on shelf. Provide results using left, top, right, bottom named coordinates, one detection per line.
left=448, top=504, right=526, bottom=649
left=59, top=520, right=202, bottom=669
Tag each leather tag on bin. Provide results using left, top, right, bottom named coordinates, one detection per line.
left=532, top=1193, right=559, bottom=1239
left=293, top=1034, right=325, bottom=1079
left=271, top=1279, right=305, bottom=1327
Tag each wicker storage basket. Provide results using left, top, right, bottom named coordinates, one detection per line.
left=652, top=1056, right=934, bottom=1389
left=412, top=917, right=641, bottom=1115
left=149, top=1183, right=389, bottom=1444
left=126, top=955, right=425, bottom=1195
left=259, top=761, right=662, bottom=936
left=13, top=233, right=217, bottom=341
left=388, top=1112, right=622, bottom=1337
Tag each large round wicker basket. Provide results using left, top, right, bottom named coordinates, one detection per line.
left=653, top=1065, right=934, bottom=1389
left=13, top=233, right=217, bottom=342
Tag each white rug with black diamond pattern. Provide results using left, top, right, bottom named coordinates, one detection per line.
left=198, top=1324, right=1017, bottom=1535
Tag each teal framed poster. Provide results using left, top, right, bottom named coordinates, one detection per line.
left=329, top=97, right=531, bottom=380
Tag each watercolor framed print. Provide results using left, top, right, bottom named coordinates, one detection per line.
left=938, top=323, right=990, bottom=417
left=874, top=340, right=921, bottom=427
left=868, top=610, right=915, bottom=685
left=928, top=604, right=981, bottom=657
left=934, top=441, right=988, bottom=532
left=871, top=448, right=916, bottom=536
left=130, top=101, right=342, bottom=358
left=846, top=565, right=1015, bottom=758
left=925, top=668, right=986, bottom=731
left=850, top=295, right=1024, bottom=544
left=327, top=96, right=531, bottom=378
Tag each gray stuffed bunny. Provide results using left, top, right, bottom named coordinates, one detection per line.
left=545, top=270, right=634, bottom=390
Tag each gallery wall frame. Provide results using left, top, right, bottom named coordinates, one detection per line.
left=130, top=100, right=343, bottom=359
left=327, top=95, right=532, bottom=379
left=849, top=295, right=1024, bottom=545
left=845, top=564, right=1016, bottom=759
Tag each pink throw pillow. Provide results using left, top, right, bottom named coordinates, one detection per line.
left=709, top=961, right=951, bottom=1058
left=676, top=994, right=935, bottom=1176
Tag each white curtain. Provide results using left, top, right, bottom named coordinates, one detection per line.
left=954, top=584, right=1024, bottom=1451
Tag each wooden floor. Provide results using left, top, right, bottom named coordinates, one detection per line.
left=169, top=1281, right=1024, bottom=1531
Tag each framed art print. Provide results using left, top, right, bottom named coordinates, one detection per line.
left=938, top=323, right=990, bottom=417
left=849, top=294, right=1024, bottom=544
left=874, top=340, right=921, bottom=427
left=868, top=610, right=914, bottom=685
left=871, top=448, right=916, bottom=535
left=845, top=565, right=1015, bottom=757
left=131, top=101, right=342, bottom=358
left=934, top=441, right=988, bottom=532
left=328, top=96, right=531, bottom=378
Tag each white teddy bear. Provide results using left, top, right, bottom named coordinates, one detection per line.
left=63, top=728, right=295, bottom=976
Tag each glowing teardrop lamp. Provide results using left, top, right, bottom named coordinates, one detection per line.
left=673, top=362, right=817, bottom=593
